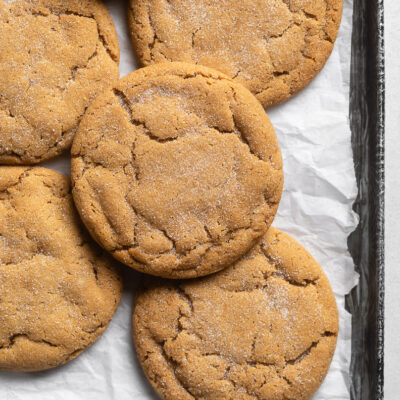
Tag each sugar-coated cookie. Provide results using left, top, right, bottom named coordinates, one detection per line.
left=0, top=167, right=122, bottom=372
left=133, top=228, right=338, bottom=400
left=0, top=0, right=119, bottom=164
left=129, top=0, right=343, bottom=108
left=71, top=62, right=283, bottom=279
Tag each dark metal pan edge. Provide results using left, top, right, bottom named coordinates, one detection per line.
left=346, top=0, right=385, bottom=399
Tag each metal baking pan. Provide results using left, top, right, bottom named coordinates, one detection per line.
left=346, top=0, right=385, bottom=399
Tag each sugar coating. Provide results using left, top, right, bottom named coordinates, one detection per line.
left=0, top=167, right=122, bottom=372
left=133, top=228, right=339, bottom=400
left=71, top=63, right=283, bottom=279
left=0, top=0, right=119, bottom=164
left=128, top=0, right=343, bottom=108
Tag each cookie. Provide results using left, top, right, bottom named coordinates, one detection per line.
left=0, top=167, right=123, bottom=372
left=128, top=0, right=343, bottom=108
left=133, top=228, right=338, bottom=400
left=71, top=62, right=283, bottom=279
left=0, top=0, right=119, bottom=164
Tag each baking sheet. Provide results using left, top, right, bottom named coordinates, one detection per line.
left=0, top=0, right=360, bottom=398
left=346, top=0, right=385, bottom=398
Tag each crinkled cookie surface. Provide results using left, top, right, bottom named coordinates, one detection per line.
left=71, top=62, right=283, bottom=279
left=0, top=0, right=119, bottom=164
left=133, top=228, right=338, bottom=400
left=129, top=0, right=343, bottom=108
left=0, top=167, right=122, bottom=372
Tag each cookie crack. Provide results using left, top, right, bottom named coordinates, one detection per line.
left=231, top=68, right=242, bottom=80
left=21, top=9, right=117, bottom=62
left=262, top=249, right=319, bottom=288
left=65, top=47, right=99, bottom=89
left=138, top=210, right=179, bottom=252
left=303, top=11, right=318, bottom=21
left=81, top=322, right=105, bottom=335
left=0, top=334, right=58, bottom=350
left=88, top=259, right=99, bottom=284
left=266, top=19, right=296, bottom=41
left=228, top=87, right=267, bottom=161
left=113, top=89, right=182, bottom=144
left=285, top=331, right=335, bottom=365
left=176, top=285, right=194, bottom=313
left=0, top=253, right=49, bottom=267
left=63, top=347, right=84, bottom=362
left=146, top=5, right=165, bottom=64
left=267, top=271, right=318, bottom=288
left=301, top=47, right=316, bottom=63
left=151, top=337, right=196, bottom=400
left=191, top=27, right=201, bottom=47
left=40, top=180, right=69, bottom=199
left=157, top=48, right=173, bottom=62
left=273, top=71, right=290, bottom=78
left=0, top=334, right=94, bottom=367
left=175, top=222, right=257, bottom=271
left=113, top=89, right=134, bottom=121
left=0, top=167, right=32, bottom=195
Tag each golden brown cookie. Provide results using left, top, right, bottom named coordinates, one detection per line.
left=0, top=167, right=123, bottom=372
left=128, top=0, right=343, bottom=108
left=71, top=62, right=283, bottom=279
left=133, top=228, right=338, bottom=400
left=0, top=0, right=119, bottom=164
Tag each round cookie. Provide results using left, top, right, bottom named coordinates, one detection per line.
left=71, top=62, right=283, bottom=279
left=128, top=0, right=343, bottom=108
left=0, top=0, right=120, bottom=164
left=133, top=228, right=339, bottom=400
left=0, top=167, right=123, bottom=372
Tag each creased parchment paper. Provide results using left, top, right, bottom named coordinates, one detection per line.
left=0, top=0, right=359, bottom=398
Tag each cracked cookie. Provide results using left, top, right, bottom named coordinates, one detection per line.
left=128, top=0, right=343, bottom=108
left=71, top=62, right=283, bottom=279
left=133, top=227, right=338, bottom=400
left=0, top=167, right=123, bottom=372
left=0, top=0, right=119, bottom=164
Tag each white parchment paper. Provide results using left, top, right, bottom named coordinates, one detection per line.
left=0, top=0, right=359, bottom=398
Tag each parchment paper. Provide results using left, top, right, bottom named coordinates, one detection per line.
left=0, top=0, right=359, bottom=398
